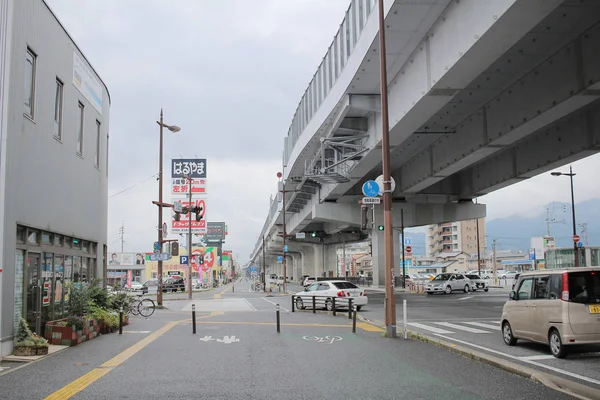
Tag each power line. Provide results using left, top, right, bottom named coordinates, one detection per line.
left=109, top=174, right=158, bottom=199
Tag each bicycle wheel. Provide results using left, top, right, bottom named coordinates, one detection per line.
left=130, top=299, right=140, bottom=315
left=138, top=298, right=155, bottom=318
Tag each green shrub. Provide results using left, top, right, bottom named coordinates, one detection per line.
left=15, top=318, right=48, bottom=348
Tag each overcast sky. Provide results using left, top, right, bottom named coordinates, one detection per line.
left=46, top=0, right=600, bottom=263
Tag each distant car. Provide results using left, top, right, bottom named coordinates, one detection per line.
left=465, top=274, right=489, bottom=292
left=426, top=273, right=470, bottom=294
left=295, top=280, right=367, bottom=311
left=303, top=276, right=318, bottom=287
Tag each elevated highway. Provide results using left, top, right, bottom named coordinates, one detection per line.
left=250, top=0, right=600, bottom=285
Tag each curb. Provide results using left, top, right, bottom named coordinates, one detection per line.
left=357, top=315, right=600, bottom=400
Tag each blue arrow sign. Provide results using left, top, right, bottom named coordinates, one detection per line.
left=284, top=245, right=289, bottom=253
left=277, top=256, right=283, bottom=262
left=577, top=241, right=583, bottom=248
left=251, top=266, right=257, bottom=272
left=362, top=180, right=380, bottom=197
left=180, top=255, right=189, bottom=265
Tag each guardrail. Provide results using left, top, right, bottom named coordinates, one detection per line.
left=291, top=294, right=356, bottom=319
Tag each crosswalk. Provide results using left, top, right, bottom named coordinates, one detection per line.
left=407, top=320, right=501, bottom=335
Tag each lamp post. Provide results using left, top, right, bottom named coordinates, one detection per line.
left=550, top=165, right=578, bottom=267
left=155, top=110, right=180, bottom=307
left=183, top=175, right=193, bottom=300
left=377, top=0, right=396, bottom=338
left=277, top=172, right=287, bottom=294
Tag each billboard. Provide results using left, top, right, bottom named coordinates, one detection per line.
left=171, top=159, right=207, bottom=196
left=171, top=198, right=207, bottom=234
left=203, top=222, right=226, bottom=241
left=108, top=252, right=148, bottom=266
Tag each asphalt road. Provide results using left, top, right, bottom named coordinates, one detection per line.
left=362, top=287, right=600, bottom=391
left=0, top=279, right=581, bottom=399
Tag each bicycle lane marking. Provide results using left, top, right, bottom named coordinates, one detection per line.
left=43, top=312, right=220, bottom=400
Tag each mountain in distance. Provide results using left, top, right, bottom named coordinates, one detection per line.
left=402, top=199, right=599, bottom=255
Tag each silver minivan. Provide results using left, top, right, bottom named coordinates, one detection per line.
left=501, top=267, right=600, bottom=358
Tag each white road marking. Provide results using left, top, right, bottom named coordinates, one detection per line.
left=458, top=296, right=473, bottom=301
left=432, top=333, right=600, bottom=386
left=462, top=322, right=501, bottom=331
left=261, top=297, right=290, bottom=312
left=433, top=322, right=491, bottom=334
left=302, top=335, right=342, bottom=344
left=519, top=355, right=555, bottom=360
left=407, top=323, right=454, bottom=334
left=243, top=298, right=258, bottom=311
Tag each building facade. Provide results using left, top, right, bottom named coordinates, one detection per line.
left=0, top=0, right=110, bottom=357
left=425, top=219, right=486, bottom=257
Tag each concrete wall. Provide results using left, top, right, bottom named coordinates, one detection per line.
left=0, top=0, right=110, bottom=355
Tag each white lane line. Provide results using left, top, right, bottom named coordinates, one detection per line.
left=407, top=323, right=454, bottom=334
left=243, top=298, right=258, bottom=311
left=261, top=297, right=290, bottom=312
left=458, top=296, right=473, bottom=301
left=432, top=333, right=600, bottom=386
left=433, top=322, right=491, bottom=334
left=463, top=322, right=501, bottom=331
left=519, top=355, right=555, bottom=361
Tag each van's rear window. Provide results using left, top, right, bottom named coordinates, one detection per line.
left=568, top=272, right=600, bottom=304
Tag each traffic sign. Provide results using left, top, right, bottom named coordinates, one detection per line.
left=405, top=246, right=412, bottom=253
left=375, top=175, right=396, bottom=196
left=174, top=200, right=183, bottom=213
left=573, top=235, right=580, bottom=243
left=277, top=256, right=283, bottom=262
left=362, top=197, right=380, bottom=204
left=362, top=180, right=380, bottom=197
left=150, top=253, right=171, bottom=262
left=296, top=232, right=306, bottom=239
left=153, top=241, right=161, bottom=253
left=404, top=237, right=412, bottom=246
left=577, top=241, right=584, bottom=248
left=162, top=223, right=168, bottom=236
left=180, top=255, right=189, bottom=264
left=284, top=245, right=289, bottom=253
left=251, top=266, right=257, bottom=272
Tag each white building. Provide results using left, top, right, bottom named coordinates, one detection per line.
left=0, top=0, right=110, bottom=356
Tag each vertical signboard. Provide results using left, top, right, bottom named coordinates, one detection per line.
left=171, top=159, right=207, bottom=195
left=171, top=198, right=207, bottom=234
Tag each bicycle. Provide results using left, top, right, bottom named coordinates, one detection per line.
left=128, top=294, right=156, bottom=318
left=251, top=282, right=263, bottom=292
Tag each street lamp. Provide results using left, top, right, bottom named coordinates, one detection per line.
left=155, top=109, right=180, bottom=307
left=550, top=165, right=578, bottom=267
left=277, top=171, right=288, bottom=294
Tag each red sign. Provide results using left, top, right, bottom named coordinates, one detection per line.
left=573, top=235, right=580, bottom=243
left=405, top=246, right=412, bottom=253
left=171, top=198, right=207, bottom=233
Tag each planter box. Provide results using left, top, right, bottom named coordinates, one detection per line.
left=13, top=346, right=48, bottom=356
left=44, top=315, right=129, bottom=346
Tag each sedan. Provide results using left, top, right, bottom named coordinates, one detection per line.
left=425, top=273, right=471, bottom=294
left=465, top=274, right=489, bottom=292
left=294, top=280, right=367, bottom=311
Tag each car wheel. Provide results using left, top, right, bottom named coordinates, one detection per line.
left=426, top=292, right=433, bottom=295
left=484, top=288, right=489, bottom=292
left=356, top=306, right=362, bottom=311
left=549, top=329, right=567, bottom=358
left=502, top=321, right=517, bottom=346
left=295, top=297, right=305, bottom=310
left=325, top=298, right=334, bottom=311
left=444, top=286, right=452, bottom=294
left=463, top=285, right=470, bottom=293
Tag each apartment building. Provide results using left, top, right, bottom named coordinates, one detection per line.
left=425, top=219, right=486, bottom=258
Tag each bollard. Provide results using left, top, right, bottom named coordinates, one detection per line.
left=232, top=284, right=235, bottom=293
left=119, top=306, right=123, bottom=335
left=312, top=296, right=316, bottom=313
left=352, top=305, right=357, bottom=333
left=403, top=299, right=407, bottom=340
left=348, top=298, right=353, bottom=319
left=332, top=298, right=336, bottom=316
left=276, top=304, right=281, bottom=333
left=192, top=304, right=197, bottom=334
left=291, top=296, right=295, bottom=312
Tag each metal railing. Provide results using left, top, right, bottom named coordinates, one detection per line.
left=291, top=294, right=356, bottom=319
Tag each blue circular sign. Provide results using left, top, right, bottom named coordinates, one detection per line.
left=362, top=180, right=380, bottom=197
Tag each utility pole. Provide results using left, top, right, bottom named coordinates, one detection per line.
left=277, top=172, right=287, bottom=294
left=262, top=235, right=266, bottom=292
left=187, top=176, right=193, bottom=300
left=377, top=0, right=396, bottom=339
left=119, top=223, right=125, bottom=253
left=476, top=218, right=481, bottom=275
left=492, top=238, right=497, bottom=276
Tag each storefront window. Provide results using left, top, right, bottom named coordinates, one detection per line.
left=14, top=250, right=25, bottom=332
left=42, top=253, right=54, bottom=323
left=82, top=258, right=88, bottom=282
left=73, top=256, right=81, bottom=282
left=88, top=258, right=96, bottom=281
left=64, top=256, right=72, bottom=316
left=54, top=255, right=64, bottom=318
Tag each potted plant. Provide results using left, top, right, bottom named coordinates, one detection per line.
left=14, top=318, right=49, bottom=356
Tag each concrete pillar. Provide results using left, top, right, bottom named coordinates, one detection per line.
left=371, top=228, right=401, bottom=287
left=325, top=245, right=338, bottom=277
left=313, top=243, right=324, bottom=277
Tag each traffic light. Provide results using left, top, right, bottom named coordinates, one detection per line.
left=311, top=232, right=317, bottom=237
left=361, top=205, right=368, bottom=229
left=171, top=242, right=179, bottom=256
left=378, top=225, right=384, bottom=231
left=193, top=206, right=203, bottom=222
left=199, top=254, right=204, bottom=264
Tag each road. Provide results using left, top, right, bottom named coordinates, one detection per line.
left=0, top=279, right=578, bottom=399
left=362, top=287, right=600, bottom=392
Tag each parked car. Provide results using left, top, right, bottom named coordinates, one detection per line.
left=425, top=273, right=471, bottom=294
left=294, top=280, right=367, bottom=311
left=465, top=274, right=489, bottom=292
left=501, top=267, right=600, bottom=358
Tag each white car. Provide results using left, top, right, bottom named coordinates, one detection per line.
left=294, top=280, right=367, bottom=311
left=126, top=281, right=144, bottom=292
left=303, top=276, right=317, bottom=287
